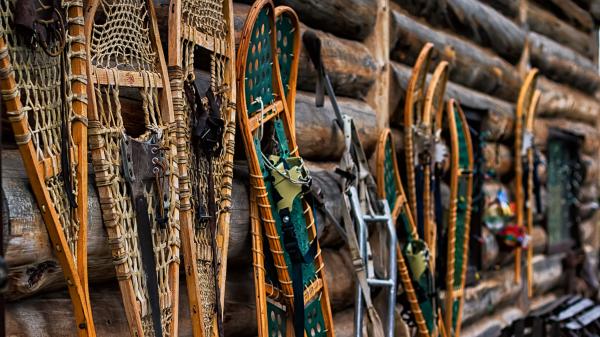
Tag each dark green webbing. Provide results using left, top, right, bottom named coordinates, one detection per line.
left=245, top=7, right=275, bottom=116
left=246, top=8, right=326, bottom=332
left=383, top=135, right=398, bottom=211
left=276, top=13, right=295, bottom=98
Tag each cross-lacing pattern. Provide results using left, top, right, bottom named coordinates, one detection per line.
left=88, top=0, right=179, bottom=334
left=174, top=0, right=233, bottom=335
left=182, top=0, right=225, bottom=40
left=90, top=0, right=157, bottom=72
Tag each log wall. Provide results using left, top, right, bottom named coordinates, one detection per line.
left=2, top=0, right=600, bottom=335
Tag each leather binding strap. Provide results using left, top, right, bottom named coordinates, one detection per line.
left=166, top=0, right=236, bottom=336
left=121, top=135, right=170, bottom=337
left=184, top=79, right=226, bottom=337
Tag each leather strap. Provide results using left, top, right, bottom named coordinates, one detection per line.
left=340, top=194, right=385, bottom=337
left=59, top=52, right=77, bottom=209
left=186, top=79, right=225, bottom=337
left=302, top=30, right=325, bottom=108
left=279, top=207, right=318, bottom=337
left=134, top=195, right=164, bottom=337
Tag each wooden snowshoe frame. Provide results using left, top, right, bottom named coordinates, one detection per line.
left=0, top=1, right=95, bottom=335
left=437, top=100, right=474, bottom=337
left=513, top=69, right=539, bottom=296
left=84, top=0, right=179, bottom=334
left=167, top=0, right=237, bottom=335
left=237, top=1, right=334, bottom=336
left=403, top=43, right=433, bottom=237
left=375, top=128, right=434, bottom=337
left=275, top=6, right=300, bottom=135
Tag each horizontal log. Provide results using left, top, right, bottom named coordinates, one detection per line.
left=390, top=61, right=515, bottom=141
left=482, top=143, right=513, bottom=177
left=537, top=77, right=600, bottom=126
left=295, top=91, right=379, bottom=161
left=580, top=213, right=600, bottom=247
left=391, top=0, right=526, bottom=63
left=579, top=202, right=599, bottom=221
left=529, top=32, right=600, bottom=95
left=533, top=118, right=600, bottom=156
left=461, top=253, right=564, bottom=324
left=6, top=247, right=355, bottom=337
left=479, top=0, right=520, bottom=18
left=297, top=27, right=377, bottom=100
left=461, top=294, right=559, bottom=337
left=592, top=0, right=600, bottom=22
left=2, top=149, right=353, bottom=300
left=275, top=0, right=377, bottom=41
left=332, top=307, right=355, bottom=337
left=231, top=3, right=377, bottom=100
left=581, top=154, right=600, bottom=186
left=527, top=2, right=594, bottom=59
left=544, top=0, right=594, bottom=32
left=580, top=183, right=599, bottom=203
left=390, top=9, right=522, bottom=102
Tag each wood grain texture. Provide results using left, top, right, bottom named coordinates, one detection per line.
left=540, top=0, right=594, bottom=32
left=537, top=77, right=600, bottom=126
left=527, top=2, right=593, bottom=59
left=2, top=151, right=353, bottom=299
left=392, top=0, right=526, bottom=63
left=229, top=3, right=378, bottom=100
left=390, top=9, right=521, bottom=102
left=294, top=91, right=378, bottom=160
left=479, top=0, right=520, bottom=18
left=529, top=32, right=600, bottom=95
left=275, top=0, right=378, bottom=41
